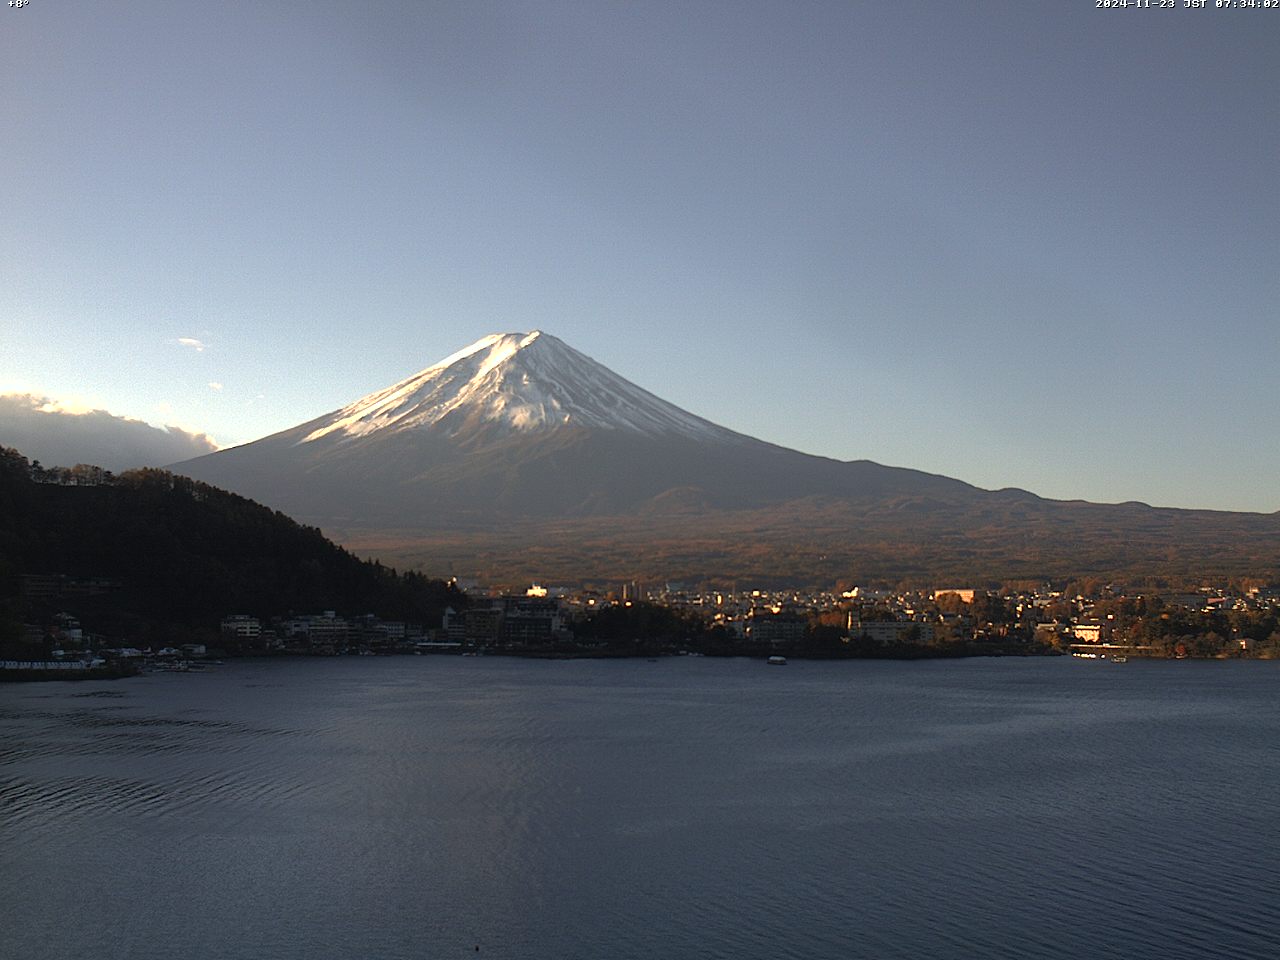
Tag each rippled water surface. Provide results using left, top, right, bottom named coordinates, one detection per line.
left=3, top=657, right=1279, bottom=959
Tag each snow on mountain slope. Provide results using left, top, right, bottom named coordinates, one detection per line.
left=300, top=331, right=746, bottom=446
left=172, top=328, right=980, bottom=526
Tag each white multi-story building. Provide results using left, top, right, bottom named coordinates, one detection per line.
left=849, top=619, right=934, bottom=645
left=221, top=615, right=261, bottom=641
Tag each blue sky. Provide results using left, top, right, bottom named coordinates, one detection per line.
left=3, top=1, right=1276, bottom=511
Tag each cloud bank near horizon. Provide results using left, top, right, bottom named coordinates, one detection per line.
left=0, top=393, right=220, bottom=471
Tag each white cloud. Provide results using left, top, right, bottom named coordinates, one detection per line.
left=208, top=381, right=224, bottom=391
left=176, top=337, right=207, bottom=352
left=33, top=395, right=97, bottom=415
left=0, top=393, right=220, bottom=470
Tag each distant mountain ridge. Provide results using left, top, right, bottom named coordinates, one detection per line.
left=172, top=332, right=1280, bottom=584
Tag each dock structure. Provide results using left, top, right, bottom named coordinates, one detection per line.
left=1067, top=643, right=1159, bottom=658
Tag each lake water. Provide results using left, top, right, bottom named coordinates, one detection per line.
left=2, top=656, right=1278, bottom=959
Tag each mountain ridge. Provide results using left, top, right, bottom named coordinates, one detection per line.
left=176, top=330, right=977, bottom=524
left=171, top=331, right=1280, bottom=584
left=0, top=447, right=461, bottom=653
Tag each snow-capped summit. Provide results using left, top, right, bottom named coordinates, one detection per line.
left=166, top=330, right=1278, bottom=584
left=174, top=329, right=973, bottom=529
left=301, top=331, right=742, bottom=446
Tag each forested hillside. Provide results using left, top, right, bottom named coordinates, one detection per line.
left=0, top=447, right=462, bottom=649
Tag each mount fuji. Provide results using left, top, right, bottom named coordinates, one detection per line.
left=175, top=331, right=972, bottom=523
left=173, top=332, right=1279, bottom=584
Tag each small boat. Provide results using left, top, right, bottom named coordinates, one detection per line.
left=766, top=655, right=787, bottom=666
left=1112, top=655, right=1127, bottom=663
